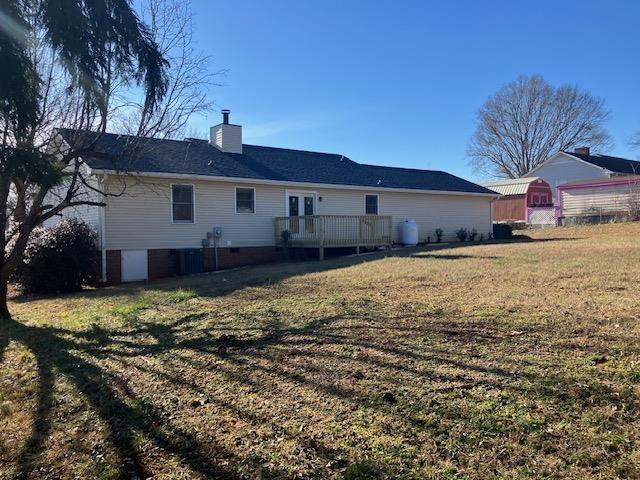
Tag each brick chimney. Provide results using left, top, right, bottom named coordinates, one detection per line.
left=574, top=146, right=590, bottom=155
left=210, top=109, right=242, bottom=154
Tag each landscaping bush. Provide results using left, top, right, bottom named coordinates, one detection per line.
left=455, top=228, right=468, bottom=242
left=492, top=223, right=513, bottom=239
left=14, top=218, right=99, bottom=294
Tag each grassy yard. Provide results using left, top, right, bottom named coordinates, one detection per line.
left=1, top=223, right=639, bottom=479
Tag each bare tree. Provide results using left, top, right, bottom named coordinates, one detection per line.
left=0, top=0, right=214, bottom=318
left=468, top=75, right=611, bottom=179
left=108, top=0, right=221, bottom=139
left=628, top=131, right=640, bottom=152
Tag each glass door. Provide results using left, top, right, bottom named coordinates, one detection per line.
left=303, top=195, right=315, bottom=233
left=288, top=195, right=300, bottom=233
left=287, top=192, right=316, bottom=236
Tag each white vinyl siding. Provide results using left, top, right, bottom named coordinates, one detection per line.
left=524, top=154, right=607, bottom=200
left=561, top=183, right=640, bottom=217
left=102, top=176, right=493, bottom=249
left=41, top=168, right=104, bottom=244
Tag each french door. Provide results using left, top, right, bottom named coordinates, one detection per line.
left=287, top=191, right=316, bottom=235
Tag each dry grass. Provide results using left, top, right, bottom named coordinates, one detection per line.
left=1, top=223, right=639, bottom=479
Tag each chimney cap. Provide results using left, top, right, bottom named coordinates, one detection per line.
left=221, top=109, right=230, bottom=125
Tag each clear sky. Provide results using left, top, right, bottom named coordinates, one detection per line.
left=189, top=0, right=639, bottom=181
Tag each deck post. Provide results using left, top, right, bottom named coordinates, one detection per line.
left=319, top=216, right=325, bottom=261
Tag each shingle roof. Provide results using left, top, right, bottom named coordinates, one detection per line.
left=361, top=164, right=495, bottom=194
left=565, top=151, right=640, bottom=175
left=58, top=129, right=495, bottom=195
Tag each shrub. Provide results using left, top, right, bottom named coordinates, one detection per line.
left=455, top=228, right=468, bottom=242
left=435, top=228, right=443, bottom=243
left=14, top=218, right=99, bottom=294
left=492, top=223, right=513, bottom=239
left=469, top=228, right=478, bottom=241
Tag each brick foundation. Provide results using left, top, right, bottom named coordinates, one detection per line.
left=105, top=250, right=122, bottom=285
left=203, top=246, right=276, bottom=270
left=148, top=249, right=178, bottom=280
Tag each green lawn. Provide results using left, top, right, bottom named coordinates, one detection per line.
left=1, top=223, right=639, bottom=479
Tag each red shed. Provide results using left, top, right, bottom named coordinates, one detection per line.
left=484, top=177, right=554, bottom=224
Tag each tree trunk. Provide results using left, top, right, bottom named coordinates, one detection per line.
left=0, top=278, right=10, bottom=320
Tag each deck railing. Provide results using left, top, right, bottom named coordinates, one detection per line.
left=274, top=215, right=392, bottom=257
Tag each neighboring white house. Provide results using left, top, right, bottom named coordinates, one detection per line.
left=557, top=176, right=640, bottom=224
left=523, top=147, right=640, bottom=200
left=56, top=110, right=497, bottom=284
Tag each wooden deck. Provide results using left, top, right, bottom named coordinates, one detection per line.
left=274, top=215, right=392, bottom=259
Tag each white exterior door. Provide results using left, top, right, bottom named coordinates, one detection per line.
left=121, top=250, right=148, bottom=282
left=287, top=191, right=316, bottom=237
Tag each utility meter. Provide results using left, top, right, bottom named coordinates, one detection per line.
left=213, top=226, right=223, bottom=238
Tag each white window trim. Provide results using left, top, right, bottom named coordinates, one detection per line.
left=285, top=190, right=318, bottom=216
left=234, top=186, right=256, bottom=214
left=170, top=183, right=196, bottom=224
left=364, top=193, right=379, bottom=215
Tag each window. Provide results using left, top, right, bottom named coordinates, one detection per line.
left=236, top=187, right=255, bottom=213
left=365, top=194, right=378, bottom=215
left=171, top=184, right=194, bottom=223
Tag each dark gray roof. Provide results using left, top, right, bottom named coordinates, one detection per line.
left=59, top=129, right=495, bottom=195
left=565, top=151, right=640, bottom=175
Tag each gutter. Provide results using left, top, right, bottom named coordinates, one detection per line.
left=85, top=168, right=499, bottom=198
left=98, top=174, right=108, bottom=283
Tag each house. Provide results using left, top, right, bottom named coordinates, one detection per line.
left=56, top=110, right=497, bottom=284
left=523, top=147, right=640, bottom=200
left=556, top=176, right=640, bottom=224
left=483, top=177, right=554, bottom=225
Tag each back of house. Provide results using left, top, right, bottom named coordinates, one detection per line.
left=55, top=111, right=497, bottom=284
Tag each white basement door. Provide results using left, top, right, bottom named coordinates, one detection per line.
left=121, top=250, right=148, bottom=282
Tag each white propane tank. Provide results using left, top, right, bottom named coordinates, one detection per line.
left=402, top=218, right=419, bottom=246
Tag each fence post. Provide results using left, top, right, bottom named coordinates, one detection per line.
left=319, top=216, right=325, bottom=260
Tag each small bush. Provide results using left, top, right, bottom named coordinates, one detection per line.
left=455, top=228, right=468, bottom=242
left=14, top=218, right=99, bottom=294
left=493, top=223, right=513, bottom=239
left=468, top=228, right=478, bottom=241
left=435, top=228, right=443, bottom=243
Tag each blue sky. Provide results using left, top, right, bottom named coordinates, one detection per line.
left=189, top=0, right=639, bottom=181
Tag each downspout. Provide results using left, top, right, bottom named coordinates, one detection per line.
left=99, top=174, right=108, bottom=283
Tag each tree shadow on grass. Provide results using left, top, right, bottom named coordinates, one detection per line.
left=1, top=318, right=243, bottom=480
left=6, top=233, right=625, bottom=478
left=2, top=305, right=636, bottom=478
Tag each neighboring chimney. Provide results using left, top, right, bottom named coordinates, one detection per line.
left=574, top=146, right=590, bottom=155
left=210, top=109, right=242, bottom=153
